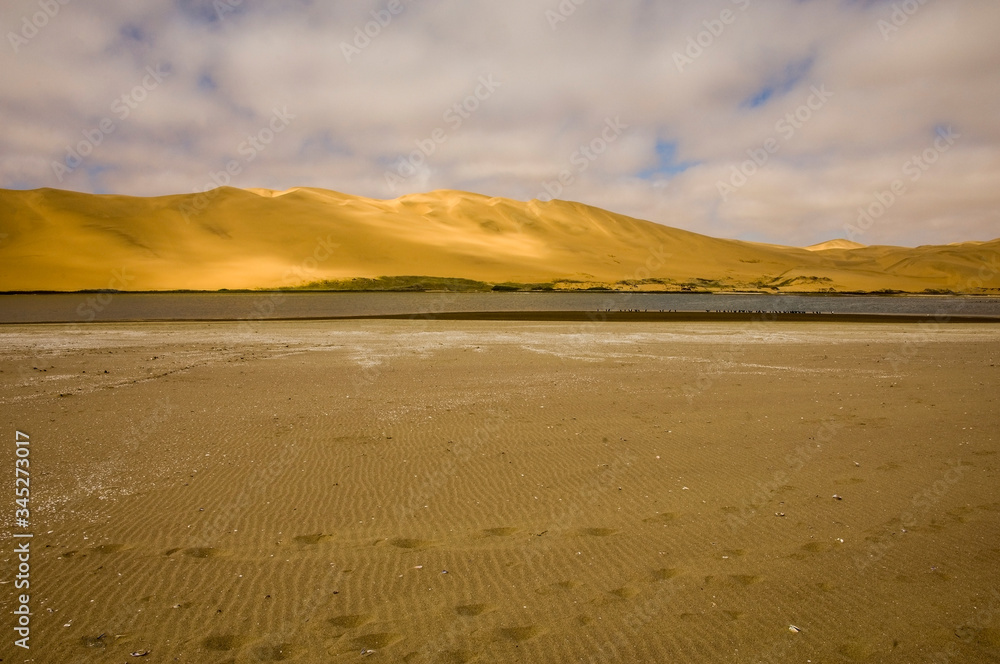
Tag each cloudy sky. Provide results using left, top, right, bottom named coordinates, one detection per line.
left=2, top=0, right=998, bottom=246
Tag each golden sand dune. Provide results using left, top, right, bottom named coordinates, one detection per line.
left=804, top=239, right=867, bottom=252
left=0, top=186, right=997, bottom=292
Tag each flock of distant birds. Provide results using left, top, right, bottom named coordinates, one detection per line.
left=606, top=309, right=827, bottom=314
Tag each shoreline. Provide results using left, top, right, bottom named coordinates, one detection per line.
left=2, top=289, right=996, bottom=296
left=2, top=311, right=1000, bottom=325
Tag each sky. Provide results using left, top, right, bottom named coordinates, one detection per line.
left=1, top=0, right=998, bottom=247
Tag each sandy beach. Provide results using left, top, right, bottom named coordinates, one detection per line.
left=2, top=320, right=999, bottom=663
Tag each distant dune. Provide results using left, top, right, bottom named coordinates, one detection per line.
left=1, top=187, right=998, bottom=293
left=804, top=239, right=867, bottom=252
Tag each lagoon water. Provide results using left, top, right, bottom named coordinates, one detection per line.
left=2, top=292, right=1000, bottom=324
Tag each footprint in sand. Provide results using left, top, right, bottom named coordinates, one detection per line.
left=388, top=538, right=437, bottom=550
left=651, top=568, right=681, bottom=582
left=293, top=533, right=333, bottom=545
left=91, top=543, right=127, bottom=554
left=202, top=634, right=245, bottom=651
left=965, top=626, right=1000, bottom=647
left=496, top=626, right=544, bottom=643
left=800, top=541, right=834, bottom=554
left=352, top=633, right=401, bottom=650
left=455, top=603, right=494, bottom=617
left=608, top=586, right=640, bottom=600
left=535, top=581, right=579, bottom=596
left=727, top=574, right=762, bottom=587
left=642, top=512, right=678, bottom=524
left=184, top=547, right=227, bottom=559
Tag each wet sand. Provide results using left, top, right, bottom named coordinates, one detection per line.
left=1, top=321, right=999, bottom=663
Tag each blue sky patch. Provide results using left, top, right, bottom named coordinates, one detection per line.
left=639, top=140, right=699, bottom=179
left=741, top=57, right=815, bottom=109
